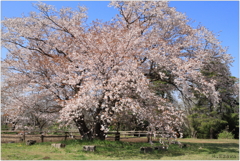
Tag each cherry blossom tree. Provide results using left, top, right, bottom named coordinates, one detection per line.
left=1, top=1, right=234, bottom=140
left=1, top=71, right=60, bottom=131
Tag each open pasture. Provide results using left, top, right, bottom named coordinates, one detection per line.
left=1, top=138, right=239, bottom=160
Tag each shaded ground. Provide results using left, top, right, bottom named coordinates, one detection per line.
left=108, top=137, right=239, bottom=144
left=106, top=136, right=148, bottom=142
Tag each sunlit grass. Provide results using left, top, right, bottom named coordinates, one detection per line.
left=1, top=139, right=239, bottom=160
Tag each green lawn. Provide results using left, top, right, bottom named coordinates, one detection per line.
left=1, top=139, right=239, bottom=160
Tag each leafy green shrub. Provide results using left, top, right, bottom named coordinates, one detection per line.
left=1, top=124, right=10, bottom=131
left=218, top=130, right=234, bottom=139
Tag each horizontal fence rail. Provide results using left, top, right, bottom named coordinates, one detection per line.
left=1, top=130, right=171, bottom=143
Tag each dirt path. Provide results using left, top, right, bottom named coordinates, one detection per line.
left=106, top=137, right=148, bottom=143
left=107, top=137, right=239, bottom=144
left=2, top=134, right=239, bottom=144
left=177, top=138, right=239, bottom=144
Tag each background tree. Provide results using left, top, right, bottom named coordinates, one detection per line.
left=1, top=72, right=60, bottom=131
left=184, top=59, right=239, bottom=139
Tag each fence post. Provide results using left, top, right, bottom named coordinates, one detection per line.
left=64, top=132, right=68, bottom=141
left=115, top=132, right=120, bottom=141
left=19, top=137, right=23, bottom=142
left=40, top=134, right=44, bottom=143
left=147, top=133, right=150, bottom=143
left=23, top=131, right=26, bottom=141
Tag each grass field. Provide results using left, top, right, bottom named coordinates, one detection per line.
left=1, top=138, right=239, bottom=160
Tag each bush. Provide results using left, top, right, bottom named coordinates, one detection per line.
left=1, top=124, right=9, bottom=130
left=218, top=130, right=234, bottom=139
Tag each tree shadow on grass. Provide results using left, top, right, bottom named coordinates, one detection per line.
left=202, top=143, right=239, bottom=154
left=58, top=139, right=239, bottom=159
left=159, top=142, right=239, bottom=158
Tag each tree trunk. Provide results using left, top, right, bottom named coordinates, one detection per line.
left=74, top=117, right=92, bottom=140
left=210, top=127, right=213, bottom=139
left=94, top=122, right=105, bottom=140
left=192, top=130, right=197, bottom=138
left=74, top=117, right=106, bottom=140
left=116, top=122, right=120, bottom=132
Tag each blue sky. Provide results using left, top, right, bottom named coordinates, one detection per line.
left=1, top=1, right=239, bottom=78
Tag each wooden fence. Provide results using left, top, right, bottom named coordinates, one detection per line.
left=1, top=130, right=81, bottom=143
left=1, top=130, right=161, bottom=143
